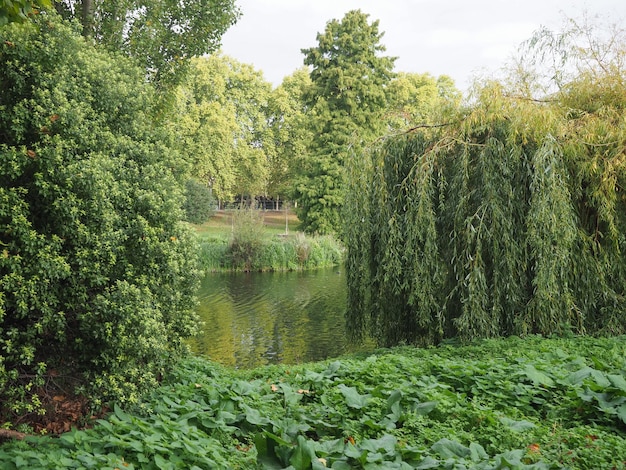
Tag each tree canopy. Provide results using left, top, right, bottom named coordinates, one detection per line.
left=167, top=54, right=275, bottom=202
left=294, top=9, right=396, bottom=235
left=345, top=19, right=626, bottom=347
left=54, top=0, right=240, bottom=85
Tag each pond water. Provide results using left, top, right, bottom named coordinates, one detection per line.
left=189, top=267, right=373, bottom=369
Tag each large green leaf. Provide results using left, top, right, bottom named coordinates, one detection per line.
left=338, top=384, right=371, bottom=409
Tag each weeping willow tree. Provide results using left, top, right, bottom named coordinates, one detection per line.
left=345, top=19, right=626, bottom=346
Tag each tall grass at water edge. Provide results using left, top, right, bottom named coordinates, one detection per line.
left=194, top=210, right=344, bottom=272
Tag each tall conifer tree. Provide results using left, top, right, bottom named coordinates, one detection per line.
left=295, top=10, right=395, bottom=234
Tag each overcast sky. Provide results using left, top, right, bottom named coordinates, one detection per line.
left=219, top=0, right=625, bottom=92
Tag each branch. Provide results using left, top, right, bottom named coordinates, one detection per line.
left=502, top=94, right=557, bottom=103
left=0, top=429, right=27, bottom=441
left=405, top=120, right=461, bottom=133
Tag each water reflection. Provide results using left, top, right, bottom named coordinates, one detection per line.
left=189, top=268, right=372, bottom=368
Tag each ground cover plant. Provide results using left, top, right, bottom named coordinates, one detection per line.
left=1, top=335, right=625, bottom=469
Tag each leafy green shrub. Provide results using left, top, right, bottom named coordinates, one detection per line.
left=305, top=235, right=344, bottom=268
left=226, top=208, right=265, bottom=271
left=197, top=237, right=229, bottom=271
left=0, top=14, right=199, bottom=423
left=183, top=178, right=215, bottom=224
left=292, top=232, right=311, bottom=264
left=1, top=336, right=626, bottom=469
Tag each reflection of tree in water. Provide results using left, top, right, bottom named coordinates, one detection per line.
left=190, top=268, right=368, bottom=368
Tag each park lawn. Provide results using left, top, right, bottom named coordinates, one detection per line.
left=194, top=209, right=301, bottom=240
left=1, top=335, right=626, bottom=469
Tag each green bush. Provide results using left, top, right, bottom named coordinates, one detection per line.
left=0, top=14, right=200, bottom=423
left=183, top=178, right=215, bottom=224
left=225, top=208, right=265, bottom=271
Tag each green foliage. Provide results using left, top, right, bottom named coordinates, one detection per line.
left=346, top=21, right=626, bottom=346
left=54, top=0, right=240, bottom=85
left=295, top=10, right=396, bottom=235
left=167, top=54, right=274, bottom=201
left=226, top=208, right=266, bottom=271
left=0, top=14, right=200, bottom=421
left=0, top=0, right=50, bottom=26
left=201, top=211, right=343, bottom=272
left=183, top=178, right=215, bottom=225
left=385, top=72, right=461, bottom=130
left=1, top=336, right=626, bottom=468
left=268, top=68, right=313, bottom=201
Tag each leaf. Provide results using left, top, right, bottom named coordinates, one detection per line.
left=500, top=417, right=536, bottom=432
left=330, top=461, right=352, bottom=470
left=430, top=438, right=471, bottom=459
left=469, top=442, right=489, bottom=462
left=113, top=403, right=131, bottom=422
left=414, top=457, right=440, bottom=469
left=567, top=366, right=594, bottom=385
left=493, top=449, right=525, bottom=468
left=289, top=435, right=315, bottom=470
left=242, top=404, right=271, bottom=426
left=254, top=432, right=286, bottom=470
left=608, top=374, right=626, bottom=393
left=338, top=384, right=371, bottom=409
left=154, top=454, right=172, bottom=470
left=412, top=401, right=438, bottom=416
left=315, top=438, right=345, bottom=456
left=590, top=369, right=611, bottom=388
left=360, top=434, right=397, bottom=454
left=523, top=365, right=554, bottom=387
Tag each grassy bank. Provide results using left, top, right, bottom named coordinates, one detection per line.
left=195, top=210, right=344, bottom=272
left=2, top=335, right=626, bottom=468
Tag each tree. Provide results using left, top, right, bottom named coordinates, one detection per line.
left=167, top=55, right=239, bottom=202
left=54, top=0, right=240, bottom=85
left=0, top=14, right=200, bottom=423
left=167, top=54, right=274, bottom=204
left=345, top=19, right=626, bottom=347
left=295, top=10, right=396, bottom=234
left=266, top=68, right=313, bottom=205
left=385, top=72, right=461, bottom=131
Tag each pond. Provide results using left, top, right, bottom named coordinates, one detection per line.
left=188, top=267, right=374, bottom=369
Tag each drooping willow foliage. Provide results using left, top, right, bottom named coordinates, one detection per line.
left=345, top=78, right=626, bottom=347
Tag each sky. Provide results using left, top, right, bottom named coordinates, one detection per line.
left=219, top=0, right=625, bottom=92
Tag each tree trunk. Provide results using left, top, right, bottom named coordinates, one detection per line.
left=81, top=0, right=94, bottom=38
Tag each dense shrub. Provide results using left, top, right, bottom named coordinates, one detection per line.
left=0, top=14, right=200, bottom=423
left=183, top=178, right=216, bottom=224
left=225, top=208, right=266, bottom=271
